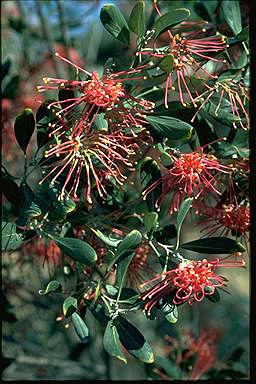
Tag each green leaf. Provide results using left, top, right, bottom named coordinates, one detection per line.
left=14, top=108, right=35, bottom=154
left=88, top=302, right=109, bottom=327
left=159, top=54, right=174, bottom=73
left=39, top=280, right=62, bottom=295
left=63, top=296, right=78, bottom=317
left=222, top=0, right=242, bottom=35
left=236, top=26, right=249, bottom=42
left=141, top=158, right=162, bottom=212
left=154, top=9, right=191, bottom=38
left=162, top=304, right=178, bottom=323
left=128, top=1, right=145, bottom=37
left=114, top=315, right=155, bottom=363
left=72, top=312, right=90, bottom=342
left=100, top=4, right=130, bottom=46
left=146, top=115, right=193, bottom=141
left=116, top=230, right=142, bottom=258
left=143, top=212, right=158, bottom=233
left=218, top=68, right=244, bottom=82
left=1, top=222, right=23, bottom=251
left=180, top=237, right=245, bottom=254
left=20, top=182, right=42, bottom=219
left=1, top=166, right=21, bottom=208
left=116, top=251, right=135, bottom=297
left=103, top=321, right=127, bottom=363
left=175, top=198, right=193, bottom=250
left=90, top=228, right=121, bottom=248
left=52, top=236, right=97, bottom=266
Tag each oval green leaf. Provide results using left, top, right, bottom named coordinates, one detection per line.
left=146, top=115, right=193, bottom=141
left=100, top=4, right=130, bottom=46
left=72, top=312, right=90, bottom=342
left=52, top=236, right=97, bottom=266
left=39, top=280, right=62, bottom=295
left=154, top=9, right=191, bottom=38
left=14, top=108, right=35, bottom=154
left=114, top=315, right=155, bottom=364
left=180, top=237, right=246, bottom=254
left=103, top=321, right=127, bottom=363
left=1, top=222, right=23, bottom=251
left=128, top=1, right=145, bottom=37
left=143, top=212, right=158, bottom=233
left=222, top=0, right=242, bottom=35
left=63, top=296, right=78, bottom=317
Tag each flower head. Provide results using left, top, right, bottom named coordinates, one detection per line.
left=192, top=79, right=250, bottom=130
left=143, top=149, right=231, bottom=213
left=39, top=123, right=139, bottom=203
left=24, top=238, right=62, bottom=267
left=140, top=253, right=245, bottom=315
left=137, top=2, right=227, bottom=108
left=199, top=203, right=250, bottom=239
left=37, top=52, right=154, bottom=134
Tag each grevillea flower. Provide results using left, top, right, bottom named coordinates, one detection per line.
left=143, top=149, right=231, bottom=213
left=137, top=1, right=227, bottom=108
left=37, top=52, right=154, bottom=134
left=24, top=238, right=62, bottom=267
left=39, top=122, right=139, bottom=202
left=140, top=253, right=245, bottom=315
left=156, top=330, right=218, bottom=380
left=192, top=79, right=250, bottom=130
left=125, top=244, right=155, bottom=289
left=199, top=203, right=250, bottom=239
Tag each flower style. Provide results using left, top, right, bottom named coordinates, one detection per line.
left=140, top=254, right=245, bottom=315
left=192, top=79, right=250, bottom=130
left=142, top=150, right=231, bottom=213
left=156, top=330, right=218, bottom=380
left=24, top=237, right=62, bottom=267
left=200, top=203, right=250, bottom=239
left=37, top=52, right=154, bottom=134
left=39, top=127, right=138, bottom=203
left=137, top=1, right=227, bottom=108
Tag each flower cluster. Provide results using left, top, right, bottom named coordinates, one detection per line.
left=137, top=1, right=227, bottom=108
left=143, top=148, right=231, bottom=213
left=140, top=253, right=245, bottom=315
left=37, top=53, right=154, bottom=202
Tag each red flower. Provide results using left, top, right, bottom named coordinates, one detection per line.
left=24, top=238, right=62, bottom=267
left=199, top=203, right=250, bottom=239
left=37, top=53, right=154, bottom=134
left=192, top=79, right=250, bottom=130
left=140, top=253, right=245, bottom=315
left=137, top=1, right=227, bottom=108
left=39, top=128, right=137, bottom=203
left=143, top=150, right=231, bottom=214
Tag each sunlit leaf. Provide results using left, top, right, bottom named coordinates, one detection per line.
left=103, top=321, right=127, bottom=363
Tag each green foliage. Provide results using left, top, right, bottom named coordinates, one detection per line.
left=153, top=9, right=191, bottom=38
left=181, top=237, right=246, bottom=254
left=128, top=1, right=145, bottom=37
left=100, top=4, right=130, bottom=46
left=72, top=313, right=90, bottom=342
left=52, top=236, right=97, bottom=266
left=14, top=108, right=35, bottom=154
